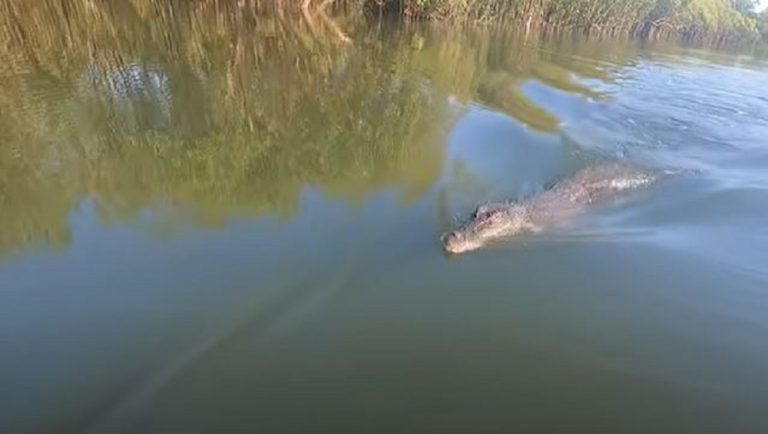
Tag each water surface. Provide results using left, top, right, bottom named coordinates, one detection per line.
left=1, top=3, right=768, bottom=433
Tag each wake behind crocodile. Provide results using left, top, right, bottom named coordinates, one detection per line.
left=442, top=164, right=659, bottom=254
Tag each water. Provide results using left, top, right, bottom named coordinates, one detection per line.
left=2, top=3, right=768, bottom=433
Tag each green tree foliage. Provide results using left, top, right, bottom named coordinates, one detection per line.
left=729, top=0, right=758, bottom=15
left=759, top=10, right=768, bottom=38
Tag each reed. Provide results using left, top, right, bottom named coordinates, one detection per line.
left=361, top=0, right=762, bottom=43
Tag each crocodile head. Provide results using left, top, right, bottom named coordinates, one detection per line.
left=442, top=206, right=530, bottom=254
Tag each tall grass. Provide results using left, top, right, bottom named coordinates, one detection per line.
left=359, top=0, right=761, bottom=43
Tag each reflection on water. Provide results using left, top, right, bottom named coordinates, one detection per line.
left=0, top=0, right=634, bottom=259
left=2, top=2, right=768, bottom=434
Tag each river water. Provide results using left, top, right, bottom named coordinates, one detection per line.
left=1, top=4, right=768, bottom=433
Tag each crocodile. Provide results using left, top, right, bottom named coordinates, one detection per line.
left=442, top=164, right=658, bottom=254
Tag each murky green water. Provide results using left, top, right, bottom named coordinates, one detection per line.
left=2, top=3, right=768, bottom=433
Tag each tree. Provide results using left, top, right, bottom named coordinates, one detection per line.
left=729, top=0, right=758, bottom=15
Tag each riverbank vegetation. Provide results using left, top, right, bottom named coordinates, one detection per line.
left=309, top=0, right=766, bottom=43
